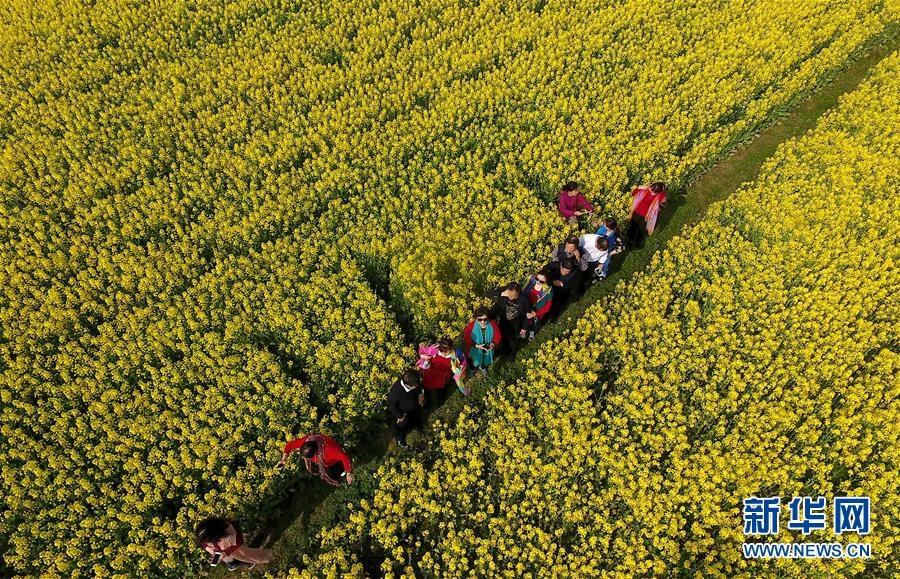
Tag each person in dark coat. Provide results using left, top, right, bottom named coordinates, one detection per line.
left=386, top=369, right=425, bottom=449
left=546, top=257, right=579, bottom=318
left=487, top=282, right=530, bottom=356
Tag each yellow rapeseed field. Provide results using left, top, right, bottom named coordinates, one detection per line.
left=0, top=0, right=895, bottom=576
left=286, top=50, right=900, bottom=578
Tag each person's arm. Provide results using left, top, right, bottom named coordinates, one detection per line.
left=278, top=435, right=310, bottom=467
left=490, top=321, right=502, bottom=347
left=579, top=194, right=593, bottom=213
left=231, top=545, right=273, bottom=565
left=386, top=384, right=405, bottom=419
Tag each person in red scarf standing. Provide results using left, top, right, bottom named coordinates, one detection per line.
left=626, top=181, right=668, bottom=248
left=277, top=434, right=353, bottom=486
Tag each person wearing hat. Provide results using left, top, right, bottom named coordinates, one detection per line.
left=386, top=369, right=425, bottom=449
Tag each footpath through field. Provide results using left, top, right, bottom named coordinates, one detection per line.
left=228, top=29, right=900, bottom=576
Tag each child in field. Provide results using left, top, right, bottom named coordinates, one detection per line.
left=578, top=234, right=610, bottom=291
left=596, top=217, right=621, bottom=254
left=595, top=217, right=621, bottom=277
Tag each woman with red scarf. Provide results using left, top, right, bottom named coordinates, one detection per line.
left=522, top=267, right=554, bottom=340
left=626, top=181, right=668, bottom=247
left=278, top=434, right=353, bottom=486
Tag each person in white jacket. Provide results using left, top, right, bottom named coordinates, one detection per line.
left=577, top=233, right=610, bottom=294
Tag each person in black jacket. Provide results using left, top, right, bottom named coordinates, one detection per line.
left=386, top=369, right=425, bottom=449
left=547, top=256, right=579, bottom=319
left=487, top=282, right=530, bottom=356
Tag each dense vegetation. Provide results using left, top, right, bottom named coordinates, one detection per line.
left=285, top=51, right=900, bottom=578
left=0, top=0, right=895, bottom=575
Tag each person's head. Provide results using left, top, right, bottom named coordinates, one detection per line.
left=437, top=337, right=454, bottom=353
left=604, top=217, right=618, bottom=231
left=535, top=267, right=551, bottom=286
left=596, top=237, right=609, bottom=251
left=505, top=281, right=521, bottom=297
left=650, top=182, right=667, bottom=194
left=560, top=257, right=575, bottom=275
left=401, top=369, right=420, bottom=388
left=474, top=307, right=490, bottom=326
left=195, top=517, right=230, bottom=547
left=561, top=181, right=580, bottom=196
left=564, top=235, right=579, bottom=253
left=300, top=440, right=318, bottom=459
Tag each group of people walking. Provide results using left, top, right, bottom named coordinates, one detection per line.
left=194, top=181, right=668, bottom=570
left=385, top=180, right=667, bottom=448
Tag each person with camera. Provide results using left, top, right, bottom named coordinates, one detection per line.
left=277, top=433, right=353, bottom=486
left=195, top=517, right=272, bottom=571
left=462, top=307, right=502, bottom=374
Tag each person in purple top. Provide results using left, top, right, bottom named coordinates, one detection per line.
left=557, top=181, right=593, bottom=225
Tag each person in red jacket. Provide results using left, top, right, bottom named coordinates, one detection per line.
left=417, top=337, right=467, bottom=407
left=626, top=181, right=668, bottom=247
left=557, top=181, right=594, bottom=225
left=462, top=307, right=502, bottom=373
left=277, top=434, right=353, bottom=486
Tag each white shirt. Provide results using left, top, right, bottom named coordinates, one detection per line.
left=400, top=379, right=416, bottom=393
left=579, top=234, right=609, bottom=264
